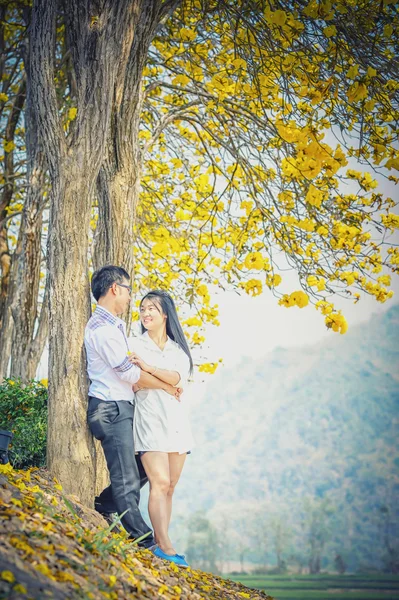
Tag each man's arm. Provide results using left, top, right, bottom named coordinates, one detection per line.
left=90, top=326, right=140, bottom=384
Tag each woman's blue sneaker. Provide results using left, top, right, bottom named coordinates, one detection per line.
left=153, top=547, right=189, bottom=567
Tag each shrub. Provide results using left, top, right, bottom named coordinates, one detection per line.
left=0, top=378, right=47, bottom=468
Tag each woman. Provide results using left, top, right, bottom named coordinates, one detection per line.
left=129, top=290, right=194, bottom=568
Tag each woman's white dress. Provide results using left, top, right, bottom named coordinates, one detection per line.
left=130, top=331, right=194, bottom=455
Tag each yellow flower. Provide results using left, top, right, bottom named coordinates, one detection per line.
left=0, top=463, right=13, bottom=474
left=270, top=9, right=287, bottom=26
left=325, top=312, right=348, bottom=334
left=381, top=213, right=399, bottom=230
left=323, top=25, right=337, bottom=37
left=1, top=571, right=15, bottom=583
left=68, top=107, right=77, bottom=120
left=183, top=316, right=203, bottom=327
left=13, top=584, right=27, bottom=594
left=172, top=74, right=191, bottom=86
left=279, top=294, right=294, bottom=308
left=347, top=82, right=368, bottom=103
left=346, top=65, right=359, bottom=79
left=244, top=252, right=264, bottom=270
left=0, top=92, right=8, bottom=102
left=377, top=275, right=391, bottom=286
left=278, top=191, right=295, bottom=210
left=266, top=274, right=282, bottom=288
left=317, top=225, right=328, bottom=236
left=316, top=300, right=334, bottom=315
left=3, top=140, right=15, bottom=153
left=244, top=279, right=262, bottom=296
left=290, top=290, right=309, bottom=308
left=198, top=362, right=218, bottom=374
left=192, top=332, right=205, bottom=345
left=179, top=28, right=196, bottom=42
left=306, top=184, right=325, bottom=208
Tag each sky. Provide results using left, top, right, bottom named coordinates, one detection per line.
left=194, top=276, right=399, bottom=370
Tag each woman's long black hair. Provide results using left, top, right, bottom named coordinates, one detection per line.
left=140, top=290, right=193, bottom=375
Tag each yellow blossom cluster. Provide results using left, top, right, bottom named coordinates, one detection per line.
left=90, top=0, right=399, bottom=345
left=325, top=312, right=348, bottom=334
left=279, top=290, right=309, bottom=308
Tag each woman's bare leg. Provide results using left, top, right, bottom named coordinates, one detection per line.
left=141, top=452, right=175, bottom=554
left=166, top=453, right=187, bottom=529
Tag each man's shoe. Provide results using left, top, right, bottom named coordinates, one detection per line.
left=152, top=547, right=189, bottom=568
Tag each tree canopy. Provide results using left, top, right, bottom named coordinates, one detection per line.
left=1, top=1, right=398, bottom=359
left=0, top=0, right=398, bottom=498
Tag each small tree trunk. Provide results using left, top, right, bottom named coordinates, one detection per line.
left=10, top=49, right=46, bottom=380
left=26, top=282, right=49, bottom=380
left=0, top=297, right=12, bottom=379
left=0, top=77, right=26, bottom=332
left=0, top=77, right=26, bottom=380
left=9, top=204, right=45, bottom=380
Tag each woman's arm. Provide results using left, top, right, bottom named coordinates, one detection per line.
left=129, top=353, right=181, bottom=386
left=135, top=370, right=182, bottom=401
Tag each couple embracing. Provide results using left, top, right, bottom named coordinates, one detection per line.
left=84, top=265, right=194, bottom=568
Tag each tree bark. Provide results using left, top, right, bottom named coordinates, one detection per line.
left=45, top=170, right=95, bottom=502
left=93, top=0, right=166, bottom=328
left=26, top=282, right=49, bottom=380
left=29, top=0, right=166, bottom=505
left=10, top=26, right=47, bottom=381
left=0, top=78, right=26, bottom=332
left=0, top=77, right=26, bottom=381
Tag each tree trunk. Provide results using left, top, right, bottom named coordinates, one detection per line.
left=10, top=29, right=47, bottom=381
left=9, top=198, right=45, bottom=381
left=91, top=0, right=166, bottom=485
left=94, top=168, right=139, bottom=275
left=91, top=0, right=173, bottom=488
left=46, top=170, right=95, bottom=503
left=93, top=0, right=164, bottom=323
left=26, top=282, right=49, bottom=380
left=0, top=78, right=26, bottom=333
left=0, top=77, right=26, bottom=381
left=0, top=294, right=12, bottom=379
left=29, top=0, right=167, bottom=505
left=94, top=163, right=141, bottom=333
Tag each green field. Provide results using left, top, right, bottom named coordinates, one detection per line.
left=226, top=574, right=399, bottom=600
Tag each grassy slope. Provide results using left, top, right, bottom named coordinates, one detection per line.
left=0, top=465, right=273, bottom=600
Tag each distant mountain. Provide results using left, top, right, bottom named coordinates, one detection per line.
left=165, top=305, right=399, bottom=573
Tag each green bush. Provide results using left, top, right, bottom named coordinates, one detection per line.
left=0, top=378, right=47, bottom=468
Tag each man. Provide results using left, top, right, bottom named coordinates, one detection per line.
left=85, top=265, right=180, bottom=550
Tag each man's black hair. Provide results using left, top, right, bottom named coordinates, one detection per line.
left=91, top=265, right=130, bottom=301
